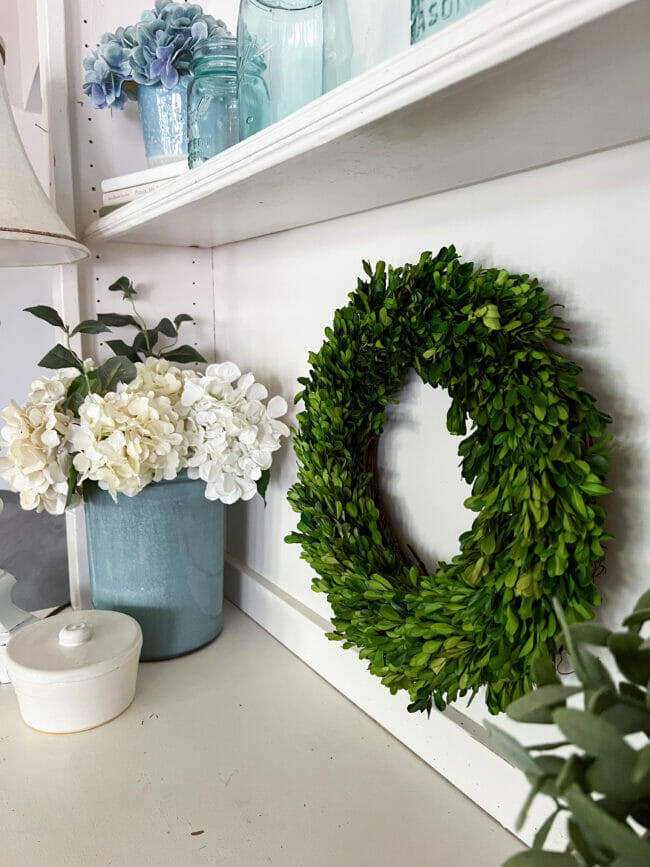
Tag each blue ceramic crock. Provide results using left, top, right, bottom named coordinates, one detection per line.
left=84, top=472, right=224, bottom=661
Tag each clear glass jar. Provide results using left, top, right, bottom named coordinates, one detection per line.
left=238, top=0, right=324, bottom=140
left=323, top=0, right=353, bottom=93
left=411, top=0, right=492, bottom=44
left=187, top=36, right=239, bottom=169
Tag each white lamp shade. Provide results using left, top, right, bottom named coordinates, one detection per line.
left=0, top=39, right=88, bottom=267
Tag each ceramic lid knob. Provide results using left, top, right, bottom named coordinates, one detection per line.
left=58, top=622, right=93, bottom=647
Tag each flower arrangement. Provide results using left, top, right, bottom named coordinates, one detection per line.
left=0, top=278, right=289, bottom=514
left=83, top=1, right=229, bottom=110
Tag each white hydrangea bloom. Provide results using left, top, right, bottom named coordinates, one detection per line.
left=127, top=357, right=185, bottom=403
left=0, top=368, right=80, bottom=514
left=68, top=387, right=187, bottom=502
left=180, top=362, right=289, bottom=505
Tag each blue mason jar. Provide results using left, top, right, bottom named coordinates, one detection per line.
left=84, top=473, right=225, bottom=661
left=188, top=36, right=239, bottom=168
left=411, top=0, right=492, bottom=44
left=238, top=0, right=324, bottom=140
left=137, top=76, right=189, bottom=167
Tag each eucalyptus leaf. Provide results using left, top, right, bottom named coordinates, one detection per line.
left=565, top=784, right=650, bottom=866
left=507, top=685, right=581, bottom=724
left=105, top=340, right=140, bottom=363
left=156, top=317, right=177, bottom=338
left=38, top=345, right=83, bottom=372
left=108, top=276, right=136, bottom=298
left=484, top=723, right=543, bottom=778
left=568, top=622, right=611, bottom=646
left=161, top=345, right=206, bottom=364
left=553, top=708, right=635, bottom=763
left=502, top=851, right=577, bottom=866
left=70, top=319, right=112, bottom=336
left=24, top=305, right=65, bottom=329
left=96, top=356, right=137, bottom=393
left=97, top=312, right=139, bottom=328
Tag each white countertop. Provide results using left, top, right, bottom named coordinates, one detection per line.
left=0, top=602, right=520, bottom=866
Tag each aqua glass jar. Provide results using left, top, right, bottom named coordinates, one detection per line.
left=238, top=0, right=324, bottom=140
left=187, top=36, right=239, bottom=168
left=411, top=0, right=492, bottom=44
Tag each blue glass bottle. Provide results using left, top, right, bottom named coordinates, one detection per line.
left=187, top=36, right=239, bottom=168
left=238, top=0, right=324, bottom=140
left=411, top=0, right=492, bottom=44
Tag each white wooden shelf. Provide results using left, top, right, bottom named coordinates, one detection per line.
left=83, top=0, right=649, bottom=250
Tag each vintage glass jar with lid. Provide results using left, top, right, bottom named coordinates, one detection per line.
left=411, top=0, right=492, bottom=44
left=187, top=35, right=239, bottom=168
left=238, top=0, right=324, bottom=140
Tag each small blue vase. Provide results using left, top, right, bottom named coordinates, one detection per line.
left=84, top=473, right=224, bottom=661
left=137, top=77, right=189, bottom=167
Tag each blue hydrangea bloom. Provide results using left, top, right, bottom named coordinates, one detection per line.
left=82, top=33, right=134, bottom=110
left=127, top=2, right=229, bottom=88
left=83, top=3, right=229, bottom=109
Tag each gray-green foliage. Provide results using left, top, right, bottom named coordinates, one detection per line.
left=490, top=592, right=650, bottom=866
left=286, top=246, right=611, bottom=715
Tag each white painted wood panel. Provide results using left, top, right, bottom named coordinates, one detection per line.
left=215, top=138, right=650, bottom=844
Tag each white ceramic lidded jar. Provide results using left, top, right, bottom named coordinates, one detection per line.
left=6, top=610, right=142, bottom=734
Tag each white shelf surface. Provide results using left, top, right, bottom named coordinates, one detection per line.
left=0, top=602, right=520, bottom=866
left=83, top=0, right=650, bottom=249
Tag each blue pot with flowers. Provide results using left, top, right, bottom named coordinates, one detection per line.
left=0, top=278, right=289, bottom=660
left=82, top=2, right=230, bottom=166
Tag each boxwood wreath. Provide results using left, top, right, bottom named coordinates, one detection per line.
left=286, top=246, right=612, bottom=715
